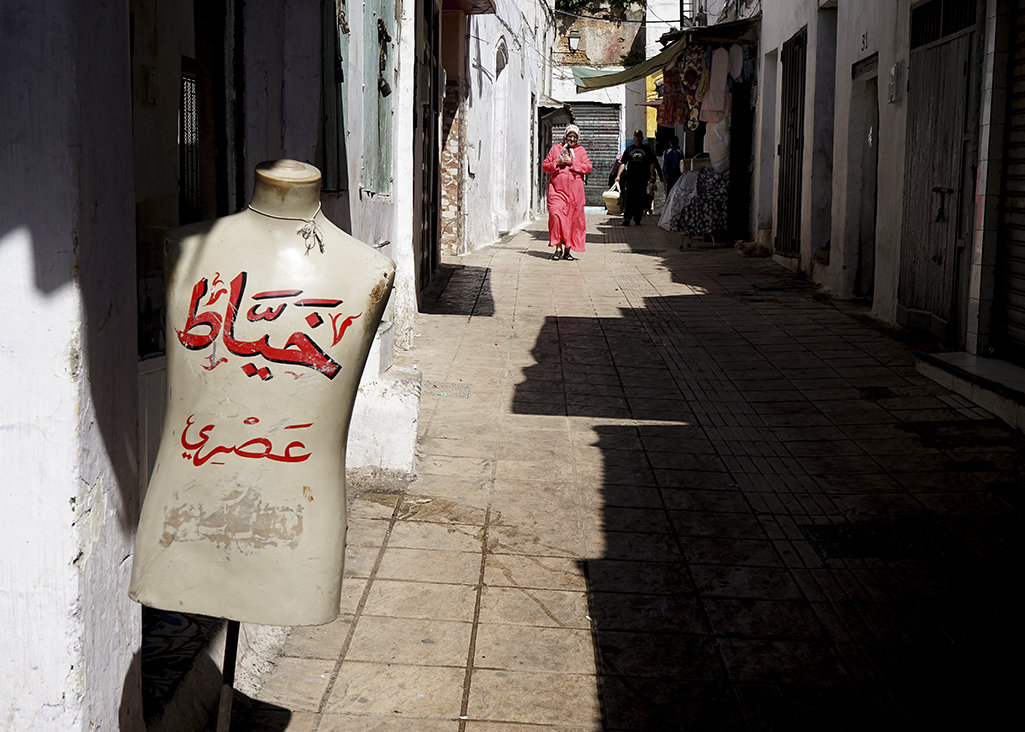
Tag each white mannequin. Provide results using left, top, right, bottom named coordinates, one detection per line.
left=129, top=160, right=395, bottom=625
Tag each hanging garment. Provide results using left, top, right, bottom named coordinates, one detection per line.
left=682, top=45, right=707, bottom=131
left=657, top=69, right=688, bottom=126
left=729, top=44, right=744, bottom=80
left=699, top=47, right=731, bottom=123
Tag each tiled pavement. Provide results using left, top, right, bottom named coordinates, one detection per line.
left=239, top=215, right=1024, bottom=730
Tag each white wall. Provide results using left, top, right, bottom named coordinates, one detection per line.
left=0, top=1, right=142, bottom=729
left=756, top=0, right=910, bottom=323
left=461, top=0, right=548, bottom=250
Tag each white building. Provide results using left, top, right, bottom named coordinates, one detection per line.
left=751, top=0, right=1025, bottom=423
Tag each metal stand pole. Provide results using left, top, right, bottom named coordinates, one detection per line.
left=215, top=620, right=240, bottom=732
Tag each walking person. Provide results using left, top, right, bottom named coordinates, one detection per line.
left=663, top=135, right=682, bottom=194
left=615, top=130, right=658, bottom=226
left=542, top=124, right=593, bottom=260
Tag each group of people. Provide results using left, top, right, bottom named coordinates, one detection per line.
left=543, top=125, right=683, bottom=258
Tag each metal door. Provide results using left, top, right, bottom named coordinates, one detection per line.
left=992, top=0, right=1025, bottom=360
left=898, top=1, right=976, bottom=339
left=554, top=103, right=620, bottom=205
left=775, top=28, right=806, bottom=257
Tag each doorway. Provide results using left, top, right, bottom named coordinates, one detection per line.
left=847, top=59, right=879, bottom=300
left=897, top=0, right=978, bottom=342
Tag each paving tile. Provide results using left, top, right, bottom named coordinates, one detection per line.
left=376, top=548, right=481, bottom=585
left=474, top=624, right=595, bottom=673
left=350, top=494, right=400, bottom=521
left=660, top=489, right=749, bottom=511
left=595, top=631, right=724, bottom=680
left=281, top=616, right=354, bottom=660
left=387, top=520, right=484, bottom=552
left=466, top=670, right=601, bottom=726
left=597, top=531, right=683, bottom=561
left=584, top=558, right=694, bottom=595
left=347, top=517, right=391, bottom=548
left=394, top=496, right=489, bottom=526
left=704, top=598, right=827, bottom=639
left=477, top=586, right=590, bottom=628
left=484, top=554, right=587, bottom=591
left=344, top=544, right=381, bottom=579
left=681, top=537, right=786, bottom=566
left=415, top=455, right=495, bottom=480
left=322, top=661, right=465, bottom=718
left=587, top=592, right=706, bottom=633
left=720, top=639, right=850, bottom=685
left=362, top=580, right=478, bottom=622
left=598, top=677, right=747, bottom=730
left=254, top=657, right=336, bottom=712
left=318, top=715, right=458, bottom=731
left=690, top=564, right=804, bottom=599
left=668, top=510, right=768, bottom=539
left=486, top=523, right=588, bottom=558
left=344, top=616, right=472, bottom=666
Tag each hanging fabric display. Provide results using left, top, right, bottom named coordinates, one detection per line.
left=700, top=47, right=731, bottom=123
left=681, top=45, right=707, bottom=131
left=657, top=68, right=689, bottom=126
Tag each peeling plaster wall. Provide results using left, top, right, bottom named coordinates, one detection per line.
left=1, top=1, right=142, bottom=729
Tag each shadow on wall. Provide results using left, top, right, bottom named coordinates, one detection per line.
left=508, top=241, right=1024, bottom=728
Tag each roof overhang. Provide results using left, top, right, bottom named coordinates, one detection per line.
left=441, top=0, right=496, bottom=14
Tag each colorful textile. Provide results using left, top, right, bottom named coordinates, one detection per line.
left=681, top=45, right=707, bottom=131
left=542, top=143, right=593, bottom=252
left=657, top=69, right=688, bottom=127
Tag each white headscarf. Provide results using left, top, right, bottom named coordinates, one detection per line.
left=562, top=124, right=581, bottom=160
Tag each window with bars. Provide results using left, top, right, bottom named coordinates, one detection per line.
left=179, top=59, right=201, bottom=224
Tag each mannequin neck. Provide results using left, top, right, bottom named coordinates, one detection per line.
left=248, top=160, right=322, bottom=219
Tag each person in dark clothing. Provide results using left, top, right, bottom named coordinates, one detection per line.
left=663, top=135, right=682, bottom=193
left=614, top=130, right=658, bottom=226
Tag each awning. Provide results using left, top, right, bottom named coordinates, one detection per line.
left=572, top=15, right=759, bottom=93
left=572, top=38, right=686, bottom=93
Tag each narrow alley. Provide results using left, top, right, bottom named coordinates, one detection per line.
left=240, top=214, right=1023, bottom=731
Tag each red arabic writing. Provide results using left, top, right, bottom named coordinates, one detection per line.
left=175, top=272, right=359, bottom=380
left=180, top=414, right=312, bottom=467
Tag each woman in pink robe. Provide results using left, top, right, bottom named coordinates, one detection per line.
left=542, top=124, right=592, bottom=260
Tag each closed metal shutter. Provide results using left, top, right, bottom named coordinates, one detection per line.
left=554, top=103, right=621, bottom=205
left=994, top=0, right=1025, bottom=358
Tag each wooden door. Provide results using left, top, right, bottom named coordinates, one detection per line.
left=414, top=0, right=441, bottom=294
left=775, top=28, right=807, bottom=257
left=898, top=4, right=976, bottom=339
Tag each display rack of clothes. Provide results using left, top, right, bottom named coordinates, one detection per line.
left=658, top=164, right=729, bottom=238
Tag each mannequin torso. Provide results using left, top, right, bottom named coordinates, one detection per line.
left=129, top=160, right=395, bottom=625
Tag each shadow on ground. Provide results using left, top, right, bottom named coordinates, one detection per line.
left=420, top=263, right=494, bottom=316
left=510, top=245, right=1024, bottom=728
